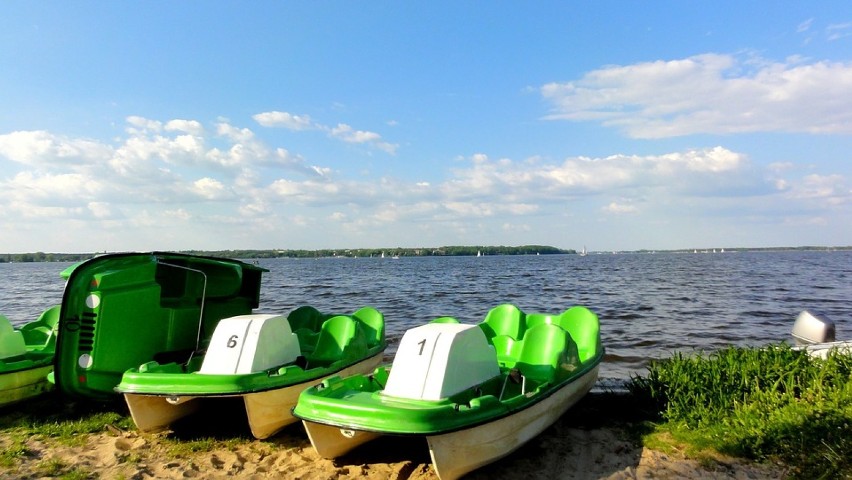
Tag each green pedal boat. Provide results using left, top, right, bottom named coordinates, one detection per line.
left=116, top=305, right=386, bottom=439
left=52, top=252, right=268, bottom=400
left=293, top=304, right=603, bottom=480
left=0, top=263, right=71, bottom=407
left=0, top=306, right=60, bottom=407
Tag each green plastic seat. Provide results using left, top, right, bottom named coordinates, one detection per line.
left=0, top=315, right=26, bottom=359
left=308, top=316, right=358, bottom=366
left=491, top=335, right=519, bottom=368
left=524, top=313, right=560, bottom=330
left=352, top=306, right=385, bottom=347
left=515, top=324, right=567, bottom=383
left=287, top=306, right=326, bottom=332
left=430, top=316, right=460, bottom=324
left=558, top=306, right=600, bottom=364
left=481, top=304, right=525, bottom=341
left=20, top=305, right=60, bottom=349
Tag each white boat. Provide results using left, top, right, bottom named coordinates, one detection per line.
left=791, top=310, right=852, bottom=358
left=294, top=304, right=603, bottom=479
left=117, top=307, right=386, bottom=439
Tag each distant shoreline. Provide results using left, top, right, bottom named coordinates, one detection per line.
left=1, top=244, right=850, bottom=263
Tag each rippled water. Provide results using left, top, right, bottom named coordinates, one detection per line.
left=2, top=251, right=850, bottom=381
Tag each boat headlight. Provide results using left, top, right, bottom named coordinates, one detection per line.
left=85, top=294, right=101, bottom=309
left=78, top=354, right=93, bottom=369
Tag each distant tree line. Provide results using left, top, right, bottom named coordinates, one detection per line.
left=0, top=246, right=570, bottom=262
left=0, top=252, right=93, bottom=263
left=181, top=245, right=572, bottom=259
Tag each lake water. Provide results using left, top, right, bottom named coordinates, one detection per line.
left=1, top=251, right=849, bottom=384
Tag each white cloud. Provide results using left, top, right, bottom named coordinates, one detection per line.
left=2, top=113, right=848, bottom=252
left=797, top=18, right=814, bottom=33
left=443, top=147, right=752, bottom=202
left=329, top=123, right=399, bottom=154
left=253, top=111, right=398, bottom=154
left=253, top=111, right=314, bottom=130
left=8, top=171, right=105, bottom=202
left=268, top=178, right=347, bottom=206
left=789, top=174, right=848, bottom=204
left=541, top=53, right=852, bottom=138
left=125, top=116, right=163, bottom=135
left=0, top=130, right=111, bottom=167
left=330, top=123, right=380, bottom=143
left=827, top=22, right=852, bottom=41
left=216, top=122, right=257, bottom=144
left=191, top=177, right=230, bottom=200
left=165, top=119, right=205, bottom=136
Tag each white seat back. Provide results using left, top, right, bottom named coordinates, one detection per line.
left=199, top=314, right=300, bottom=374
left=383, top=323, right=499, bottom=401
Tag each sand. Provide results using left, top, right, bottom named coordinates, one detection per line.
left=0, top=392, right=788, bottom=480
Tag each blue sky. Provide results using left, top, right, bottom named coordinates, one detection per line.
left=1, top=2, right=850, bottom=253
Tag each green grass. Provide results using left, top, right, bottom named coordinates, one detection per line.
left=0, top=434, right=32, bottom=467
left=629, top=344, right=852, bottom=479
left=0, top=393, right=135, bottom=447
left=35, top=458, right=91, bottom=479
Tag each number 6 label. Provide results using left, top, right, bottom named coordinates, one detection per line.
left=227, top=335, right=239, bottom=348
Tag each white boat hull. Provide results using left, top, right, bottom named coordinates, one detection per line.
left=794, top=340, right=852, bottom=359
left=428, top=364, right=599, bottom=480
left=302, top=364, right=600, bottom=480
left=302, top=421, right=383, bottom=458
left=124, top=353, right=383, bottom=438
left=244, top=354, right=383, bottom=439
left=124, top=393, right=201, bottom=433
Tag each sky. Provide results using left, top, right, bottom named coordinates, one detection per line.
left=1, top=2, right=851, bottom=253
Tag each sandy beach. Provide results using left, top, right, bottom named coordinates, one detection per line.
left=0, top=392, right=788, bottom=480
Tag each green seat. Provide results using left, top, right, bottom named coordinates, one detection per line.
left=481, top=304, right=525, bottom=341
left=515, top=324, right=567, bottom=383
left=308, top=316, right=358, bottom=366
left=287, top=305, right=326, bottom=332
left=491, top=335, right=519, bottom=368
left=524, top=312, right=560, bottom=330
left=20, top=305, right=60, bottom=349
left=352, top=306, right=385, bottom=347
left=558, top=306, right=600, bottom=364
left=0, top=315, right=27, bottom=359
left=430, top=316, right=460, bottom=324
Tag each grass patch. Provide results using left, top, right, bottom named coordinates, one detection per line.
left=0, top=434, right=32, bottom=467
left=35, top=458, right=91, bottom=479
left=0, top=392, right=135, bottom=447
left=629, top=343, right=852, bottom=479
